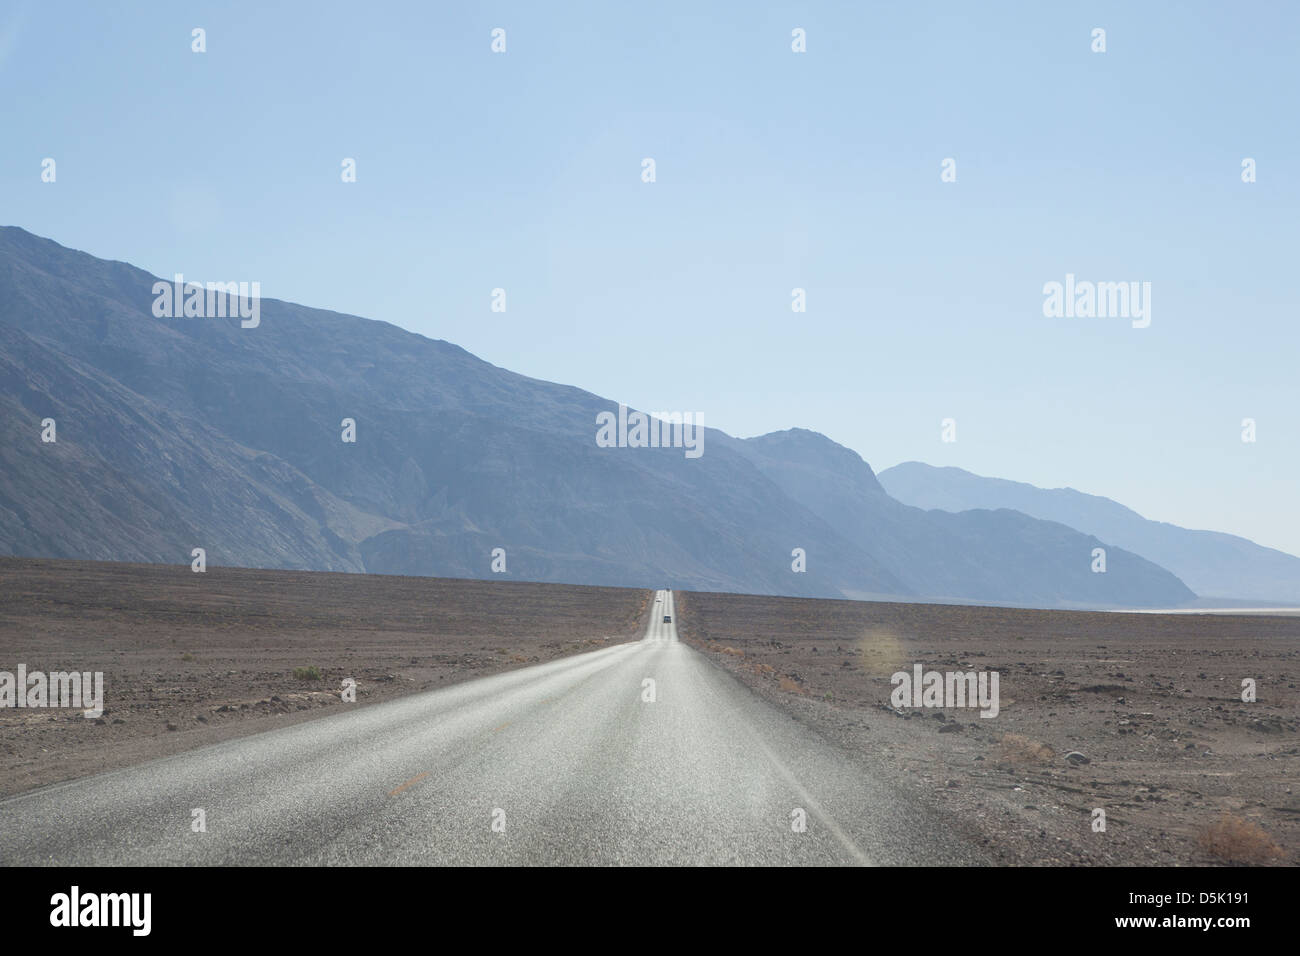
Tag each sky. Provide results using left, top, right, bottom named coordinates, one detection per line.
left=3, top=1, right=1299, bottom=554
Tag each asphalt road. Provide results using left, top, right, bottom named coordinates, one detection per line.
left=0, top=590, right=987, bottom=865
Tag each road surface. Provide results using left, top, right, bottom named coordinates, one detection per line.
left=0, top=590, right=987, bottom=865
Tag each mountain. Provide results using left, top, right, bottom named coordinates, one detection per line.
left=722, top=430, right=1192, bottom=607
left=0, top=226, right=1194, bottom=607
left=878, top=461, right=1300, bottom=603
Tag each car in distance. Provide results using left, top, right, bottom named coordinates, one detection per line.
left=663, top=615, right=672, bottom=623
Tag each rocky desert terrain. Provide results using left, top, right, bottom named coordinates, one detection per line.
left=0, top=558, right=649, bottom=796
left=676, top=590, right=1299, bottom=866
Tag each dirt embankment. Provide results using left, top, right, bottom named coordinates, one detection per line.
left=675, top=590, right=1299, bottom=866
left=0, top=558, right=650, bottom=796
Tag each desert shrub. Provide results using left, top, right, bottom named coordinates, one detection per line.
left=1197, top=814, right=1284, bottom=864
left=292, top=666, right=322, bottom=681
left=998, top=733, right=1054, bottom=765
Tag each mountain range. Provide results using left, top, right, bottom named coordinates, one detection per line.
left=0, top=226, right=1207, bottom=607
left=878, top=462, right=1300, bottom=604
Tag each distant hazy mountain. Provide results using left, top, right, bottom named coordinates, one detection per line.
left=878, top=461, right=1300, bottom=603
left=0, top=227, right=1193, bottom=607
left=722, top=430, right=1192, bottom=607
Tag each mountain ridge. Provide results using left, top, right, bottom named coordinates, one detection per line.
left=0, top=225, right=1193, bottom=608
left=878, top=461, right=1300, bottom=603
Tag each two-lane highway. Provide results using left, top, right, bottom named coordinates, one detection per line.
left=0, top=590, right=986, bottom=865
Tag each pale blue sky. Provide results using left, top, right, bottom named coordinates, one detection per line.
left=4, top=1, right=1298, bottom=553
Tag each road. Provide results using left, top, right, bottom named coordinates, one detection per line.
left=0, top=590, right=986, bottom=865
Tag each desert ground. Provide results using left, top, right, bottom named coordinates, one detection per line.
left=3, top=557, right=1295, bottom=866
left=675, top=590, right=1299, bottom=866
left=0, top=558, right=649, bottom=796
